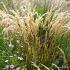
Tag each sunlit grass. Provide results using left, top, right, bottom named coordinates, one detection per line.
left=0, top=0, right=70, bottom=70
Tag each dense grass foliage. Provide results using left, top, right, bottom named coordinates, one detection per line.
left=0, top=0, right=70, bottom=70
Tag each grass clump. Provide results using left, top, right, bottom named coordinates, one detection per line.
left=0, top=0, right=70, bottom=70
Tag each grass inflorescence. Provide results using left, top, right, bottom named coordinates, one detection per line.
left=0, top=0, right=70, bottom=70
